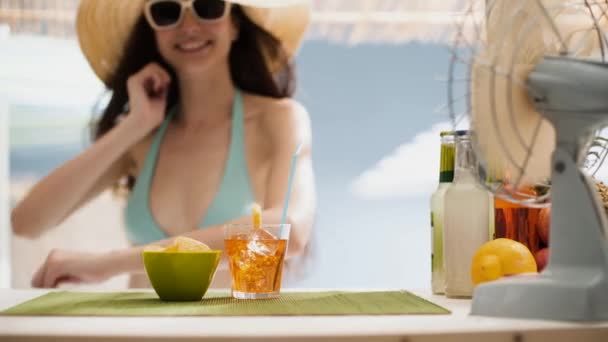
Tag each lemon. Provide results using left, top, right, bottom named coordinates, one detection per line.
left=146, top=236, right=211, bottom=253
left=252, top=203, right=262, bottom=229
left=171, top=236, right=211, bottom=252
left=163, top=244, right=179, bottom=253
left=471, top=238, right=537, bottom=286
left=143, top=245, right=165, bottom=252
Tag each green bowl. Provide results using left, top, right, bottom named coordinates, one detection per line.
left=143, top=250, right=222, bottom=301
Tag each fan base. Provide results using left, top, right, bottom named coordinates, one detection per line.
left=471, top=269, right=608, bottom=321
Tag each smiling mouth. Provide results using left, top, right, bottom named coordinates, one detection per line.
left=175, top=40, right=213, bottom=53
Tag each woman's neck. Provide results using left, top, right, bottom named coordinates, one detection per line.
left=176, top=62, right=235, bottom=127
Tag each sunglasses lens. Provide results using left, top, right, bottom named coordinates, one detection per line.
left=193, top=0, right=227, bottom=20
left=149, top=1, right=182, bottom=27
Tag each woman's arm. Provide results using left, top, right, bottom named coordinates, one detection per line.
left=257, top=98, right=316, bottom=256
left=11, top=119, right=137, bottom=239
left=12, top=63, right=172, bottom=239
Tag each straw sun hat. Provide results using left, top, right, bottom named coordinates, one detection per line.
left=76, top=0, right=311, bottom=85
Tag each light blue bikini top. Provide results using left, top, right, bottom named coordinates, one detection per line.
left=124, top=90, right=255, bottom=245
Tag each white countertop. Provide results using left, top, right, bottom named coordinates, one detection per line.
left=0, top=288, right=607, bottom=342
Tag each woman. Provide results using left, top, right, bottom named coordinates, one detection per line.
left=11, top=0, right=316, bottom=288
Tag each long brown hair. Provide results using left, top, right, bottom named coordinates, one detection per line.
left=93, top=5, right=296, bottom=191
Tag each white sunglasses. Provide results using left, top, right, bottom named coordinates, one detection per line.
left=144, top=0, right=231, bottom=30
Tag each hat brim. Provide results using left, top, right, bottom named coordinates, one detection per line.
left=76, top=0, right=310, bottom=85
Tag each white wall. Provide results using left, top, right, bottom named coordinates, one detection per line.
left=0, top=24, right=10, bottom=288
left=0, top=98, right=10, bottom=288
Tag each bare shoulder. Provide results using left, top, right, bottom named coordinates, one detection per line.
left=243, top=93, right=312, bottom=146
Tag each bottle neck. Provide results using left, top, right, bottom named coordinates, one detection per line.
left=454, top=136, right=477, bottom=181
left=439, top=136, right=455, bottom=183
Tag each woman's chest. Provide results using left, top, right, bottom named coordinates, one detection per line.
left=130, top=121, right=272, bottom=232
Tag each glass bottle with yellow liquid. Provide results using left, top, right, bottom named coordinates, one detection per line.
left=444, top=130, right=490, bottom=298
left=430, top=131, right=455, bottom=294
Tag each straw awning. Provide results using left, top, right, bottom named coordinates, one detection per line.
left=0, top=0, right=468, bottom=44
left=309, top=0, right=468, bottom=44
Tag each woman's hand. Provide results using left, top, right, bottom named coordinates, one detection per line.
left=124, top=62, right=172, bottom=137
left=31, top=250, right=116, bottom=288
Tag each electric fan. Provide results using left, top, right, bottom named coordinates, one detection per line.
left=448, top=0, right=608, bottom=321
